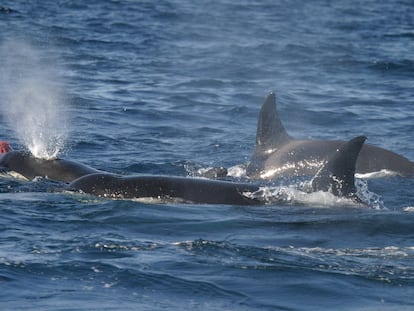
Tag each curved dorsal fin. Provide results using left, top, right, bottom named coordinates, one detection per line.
left=254, top=92, right=292, bottom=154
left=311, top=136, right=366, bottom=198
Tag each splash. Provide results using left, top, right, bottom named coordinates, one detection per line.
left=355, top=179, right=386, bottom=209
left=0, top=41, right=69, bottom=159
left=244, top=179, right=383, bottom=208
left=244, top=185, right=360, bottom=207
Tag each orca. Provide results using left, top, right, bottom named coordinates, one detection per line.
left=0, top=150, right=100, bottom=182
left=69, top=136, right=366, bottom=205
left=246, top=93, right=414, bottom=179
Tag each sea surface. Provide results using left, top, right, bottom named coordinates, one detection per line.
left=1, top=1, right=414, bottom=310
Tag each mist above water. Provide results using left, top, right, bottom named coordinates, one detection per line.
left=0, top=41, right=69, bottom=159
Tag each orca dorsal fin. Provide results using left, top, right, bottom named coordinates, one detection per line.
left=254, top=92, right=292, bottom=154
left=311, top=136, right=366, bottom=198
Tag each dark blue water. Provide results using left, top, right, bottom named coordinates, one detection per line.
left=1, top=1, right=414, bottom=310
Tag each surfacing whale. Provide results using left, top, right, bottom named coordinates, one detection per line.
left=69, top=136, right=366, bottom=205
left=0, top=150, right=100, bottom=182
left=246, top=93, right=414, bottom=179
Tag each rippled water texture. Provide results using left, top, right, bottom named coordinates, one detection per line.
left=0, top=1, right=413, bottom=310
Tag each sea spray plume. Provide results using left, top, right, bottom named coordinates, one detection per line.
left=0, top=41, right=69, bottom=159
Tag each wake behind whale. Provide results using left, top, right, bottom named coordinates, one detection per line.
left=0, top=40, right=69, bottom=159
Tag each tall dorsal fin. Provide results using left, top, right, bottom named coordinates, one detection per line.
left=254, top=92, right=292, bottom=154
left=311, top=136, right=366, bottom=198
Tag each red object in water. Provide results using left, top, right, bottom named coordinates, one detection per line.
left=0, top=141, right=12, bottom=154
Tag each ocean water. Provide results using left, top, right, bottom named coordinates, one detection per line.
left=1, top=1, right=414, bottom=310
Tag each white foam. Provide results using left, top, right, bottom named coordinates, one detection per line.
left=226, top=164, right=246, bottom=178
left=243, top=185, right=360, bottom=207
left=244, top=179, right=383, bottom=208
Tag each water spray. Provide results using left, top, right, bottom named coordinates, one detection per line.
left=0, top=40, right=69, bottom=159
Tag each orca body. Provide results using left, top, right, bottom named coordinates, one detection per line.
left=0, top=151, right=100, bottom=182
left=247, top=93, right=414, bottom=179
left=70, top=136, right=366, bottom=205
left=70, top=174, right=262, bottom=205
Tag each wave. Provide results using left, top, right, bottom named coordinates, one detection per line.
left=176, top=239, right=414, bottom=283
